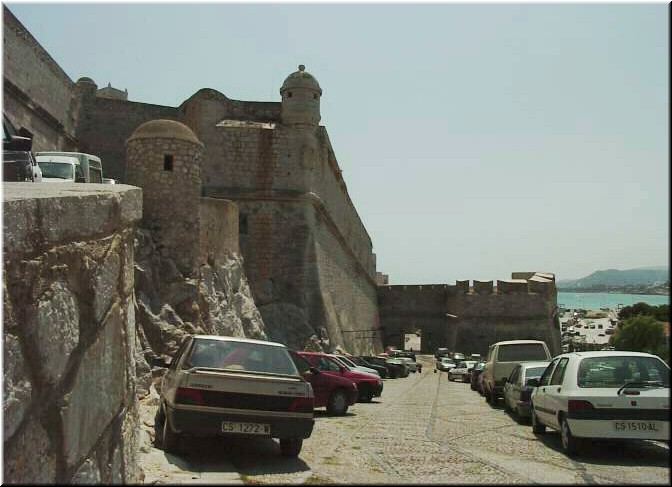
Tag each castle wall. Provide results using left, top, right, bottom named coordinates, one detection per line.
left=2, top=6, right=78, bottom=151
left=79, top=98, right=184, bottom=183
left=3, top=183, right=142, bottom=483
left=378, top=276, right=560, bottom=355
left=199, top=198, right=240, bottom=265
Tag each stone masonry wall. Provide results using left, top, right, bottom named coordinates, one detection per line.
left=3, top=183, right=142, bottom=483
left=378, top=275, right=560, bottom=355
left=126, top=136, right=202, bottom=276
left=79, top=98, right=184, bottom=183
left=2, top=5, right=78, bottom=151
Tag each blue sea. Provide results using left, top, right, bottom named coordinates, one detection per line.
left=558, top=292, right=669, bottom=311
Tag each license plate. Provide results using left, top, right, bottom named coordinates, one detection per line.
left=221, top=421, right=271, bottom=435
left=613, top=421, right=660, bottom=432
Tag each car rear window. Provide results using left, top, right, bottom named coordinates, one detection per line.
left=497, top=344, right=549, bottom=362
left=577, top=356, right=670, bottom=388
left=186, top=339, right=299, bottom=376
left=524, top=366, right=548, bottom=379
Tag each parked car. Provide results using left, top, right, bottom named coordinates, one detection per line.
left=470, top=362, right=486, bottom=392
left=289, top=351, right=358, bottom=416
left=502, top=361, right=550, bottom=421
left=350, top=356, right=388, bottom=378
left=469, top=354, right=482, bottom=362
left=360, top=355, right=406, bottom=378
left=389, top=350, right=416, bottom=361
left=331, top=354, right=380, bottom=377
left=481, top=340, right=552, bottom=406
left=3, top=113, right=41, bottom=182
left=448, top=361, right=477, bottom=382
left=384, top=358, right=411, bottom=378
left=436, top=357, right=456, bottom=372
left=35, top=151, right=103, bottom=183
left=530, top=351, right=669, bottom=456
left=396, top=356, right=417, bottom=373
left=452, top=352, right=466, bottom=362
left=153, top=335, right=314, bottom=457
left=435, top=347, right=450, bottom=359
left=296, top=351, right=383, bottom=402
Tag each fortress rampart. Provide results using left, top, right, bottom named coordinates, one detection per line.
left=378, top=273, right=560, bottom=355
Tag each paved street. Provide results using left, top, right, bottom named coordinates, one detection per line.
left=139, top=355, right=670, bottom=484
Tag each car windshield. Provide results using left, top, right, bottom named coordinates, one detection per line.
left=38, top=162, right=75, bottom=179
left=497, top=344, right=548, bottom=362
left=441, top=358, right=454, bottom=363
left=185, top=339, right=299, bottom=376
left=577, top=356, right=670, bottom=389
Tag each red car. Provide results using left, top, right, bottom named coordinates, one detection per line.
left=289, top=351, right=358, bottom=415
left=295, top=351, right=383, bottom=403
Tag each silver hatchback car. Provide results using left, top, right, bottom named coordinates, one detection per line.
left=154, top=335, right=315, bottom=457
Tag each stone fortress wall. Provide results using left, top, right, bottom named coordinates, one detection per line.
left=2, top=7, right=79, bottom=151
left=378, top=272, right=560, bottom=356
left=2, top=183, right=142, bottom=483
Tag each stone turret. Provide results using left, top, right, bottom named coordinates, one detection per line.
left=126, top=119, right=204, bottom=276
left=280, top=64, right=322, bottom=127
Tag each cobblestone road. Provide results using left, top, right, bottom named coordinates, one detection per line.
left=139, top=355, right=670, bottom=484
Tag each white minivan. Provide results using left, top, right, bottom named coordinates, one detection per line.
left=481, top=340, right=552, bottom=406
left=35, top=151, right=103, bottom=183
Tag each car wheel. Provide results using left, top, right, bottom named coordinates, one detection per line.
left=531, top=406, right=546, bottom=434
left=560, top=416, right=581, bottom=456
left=327, top=389, right=349, bottom=416
left=162, top=412, right=181, bottom=454
left=280, top=438, right=303, bottom=457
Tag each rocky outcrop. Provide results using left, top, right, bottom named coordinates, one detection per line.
left=132, top=227, right=267, bottom=397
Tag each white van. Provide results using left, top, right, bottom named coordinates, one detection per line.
left=35, top=152, right=103, bottom=183
left=481, top=340, right=552, bottom=406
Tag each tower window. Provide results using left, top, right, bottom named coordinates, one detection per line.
left=287, top=92, right=293, bottom=98
left=239, top=213, right=248, bottom=235
left=313, top=93, right=318, bottom=99
left=164, top=154, right=174, bottom=171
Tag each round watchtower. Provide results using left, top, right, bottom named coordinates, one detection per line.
left=126, top=119, right=204, bottom=276
left=280, top=64, right=322, bottom=127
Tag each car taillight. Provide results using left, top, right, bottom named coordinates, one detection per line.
left=175, top=387, right=206, bottom=406
left=288, top=396, right=314, bottom=413
left=568, top=399, right=594, bottom=411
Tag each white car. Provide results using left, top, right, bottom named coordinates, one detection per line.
left=448, top=361, right=477, bottom=382
left=530, top=351, right=669, bottom=456
left=436, top=357, right=456, bottom=371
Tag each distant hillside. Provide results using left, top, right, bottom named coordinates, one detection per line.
left=558, top=267, right=669, bottom=290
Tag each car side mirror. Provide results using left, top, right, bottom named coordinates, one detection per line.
left=310, top=367, right=320, bottom=375
left=527, top=378, right=539, bottom=387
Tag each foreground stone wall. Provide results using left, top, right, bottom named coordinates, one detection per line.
left=3, top=183, right=142, bottom=483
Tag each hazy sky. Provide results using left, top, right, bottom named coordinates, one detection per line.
left=5, top=2, right=669, bottom=283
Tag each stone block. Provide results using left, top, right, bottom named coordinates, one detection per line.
left=61, top=301, right=126, bottom=466
left=31, top=278, right=79, bottom=385
left=2, top=417, right=56, bottom=483
left=72, top=458, right=101, bottom=484
left=93, top=248, right=121, bottom=322
left=3, top=332, right=33, bottom=440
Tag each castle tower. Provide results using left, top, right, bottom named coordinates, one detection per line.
left=125, top=119, right=204, bottom=276
left=280, top=64, right=322, bottom=127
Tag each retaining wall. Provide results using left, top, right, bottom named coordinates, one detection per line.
left=3, top=183, right=142, bottom=483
